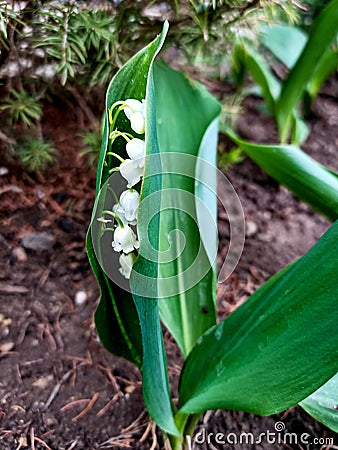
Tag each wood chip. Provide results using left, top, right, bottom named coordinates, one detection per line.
left=0, top=185, right=23, bottom=195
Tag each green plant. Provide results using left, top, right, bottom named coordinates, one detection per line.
left=33, top=3, right=87, bottom=86
left=218, top=147, right=244, bottom=170
left=0, top=3, right=25, bottom=51
left=80, top=130, right=102, bottom=167
left=0, top=89, right=42, bottom=127
left=0, top=0, right=304, bottom=136
left=223, top=125, right=338, bottom=221
left=87, top=23, right=338, bottom=449
left=15, top=135, right=56, bottom=173
left=233, top=0, right=338, bottom=144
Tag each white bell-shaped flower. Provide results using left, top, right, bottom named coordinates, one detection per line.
left=120, top=159, right=144, bottom=188
left=112, top=189, right=139, bottom=225
left=119, top=189, right=140, bottom=222
left=123, top=99, right=144, bottom=120
left=122, top=99, right=146, bottom=135
left=130, top=111, right=145, bottom=134
left=119, top=252, right=136, bottom=279
left=112, top=225, right=140, bottom=254
left=112, top=203, right=129, bottom=226
left=126, top=138, right=145, bottom=168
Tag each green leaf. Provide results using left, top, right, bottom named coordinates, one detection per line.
left=178, top=221, right=338, bottom=415
left=306, top=49, right=338, bottom=105
left=223, top=127, right=338, bottom=221
left=233, top=44, right=281, bottom=115
left=151, top=61, right=221, bottom=358
left=276, top=0, right=338, bottom=141
left=87, top=25, right=170, bottom=367
left=129, top=36, right=180, bottom=435
left=88, top=22, right=179, bottom=436
left=300, top=372, right=338, bottom=433
left=128, top=59, right=220, bottom=434
left=291, top=112, right=309, bottom=145
left=86, top=232, right=142, bottom=365
left=261, top=24, right=307, bottom=69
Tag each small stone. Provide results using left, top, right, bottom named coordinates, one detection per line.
left=36, top=190, right=46, bottom=200
left=0, top=167, right=8, bottom=176
left=75, top=291, right=87, bottom=306
left=125, top=385, right=136, bottom=394
left=31, top=401, right=44, bottom=412
left=257, top=232, right=272, bottom=242
left=0, top=342, right=14, bottom=352
left=32, top=374, right=53, bottom=389
left=246, top=220, right=258, bottom=237
left=1, top=327, right=9, bottom=337
left=17, top=437, right=28, bottom=447
left=12, top=246, right=28, bottom=263
left=21, top=232, right=55, bottom=252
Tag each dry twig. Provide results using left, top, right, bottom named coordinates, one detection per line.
left=96, top=391, right=123, bottom=417
left=43, top=367, right=75, bottom=410
left=72, top=391, right=99, bottom=421
left=61, top=398, right=91, bottom=412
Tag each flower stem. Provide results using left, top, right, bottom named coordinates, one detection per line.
left=108, top=100, right=125, bottom=127
left=101, top=210, right=124, bottom=228
left=110, top=130, right=134, bottom=142
left=106, top=152, right=125, bottom=163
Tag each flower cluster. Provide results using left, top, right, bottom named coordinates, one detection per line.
left=106, top=98, right=146, bottom=279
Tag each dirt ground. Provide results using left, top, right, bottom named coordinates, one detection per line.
left=0, top=77, right=337, bottom=450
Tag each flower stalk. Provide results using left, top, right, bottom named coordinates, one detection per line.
left=105, top=97, right=146, bottom=277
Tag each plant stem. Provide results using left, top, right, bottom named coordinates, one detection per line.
left=167, top=413, right=202, bottom=450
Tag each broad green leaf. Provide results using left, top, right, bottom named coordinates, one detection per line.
left=178, top=221, right=338, bottom=415
left=306, top=49, right=338, bottom=105
left=223, top=127, right=338, bottom=221
left=261, top=24, right=307, bottom=69
left=152, top=61, right=221, bottom=358
left=300, top=372, right=338, bottom=432
left=276, top=0, right=338, bottom=141
left=88, top=22, right=179, bottom=435
left=233, top=44, right=281, bottom=115
left=86, top=27, right=169, bottom=368
left=129, top=37, right=180, bottom=435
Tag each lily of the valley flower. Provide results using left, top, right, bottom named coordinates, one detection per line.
left=112, top=225, right=139, bottom=254
left=123, top=99, right=144, bottom=119
left=130, top=112, right=145, bottom=134
left=113, top=189, right=139, bottom=225
left=123, top=99, right=146, bottom=135
left=119, top=252, right=136, bottom=279
left=126, top=138, right=145, bottom=168
left=120, top=159, right=144, bottom=188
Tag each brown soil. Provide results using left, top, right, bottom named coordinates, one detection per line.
left=0, top=81, right=337, bottom=450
